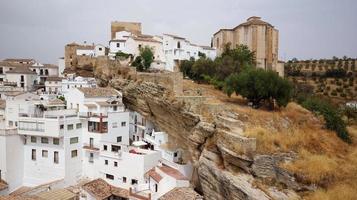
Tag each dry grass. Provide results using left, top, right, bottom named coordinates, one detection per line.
left=183, top=80, right=357, bottom=199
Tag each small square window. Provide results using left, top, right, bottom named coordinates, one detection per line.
left=42, top=150, right=48, bottom=158
left=103, top=145, right=107, bottom=151
left=105, top=160, right=108, bottom=165
left=114, top=161, right=118, bottom=167
left=112, top=122, right=118, bottom=128
left=60, top=124, right=64, bottom=129
left=53, top=138, right=60, bottom=145
left=31, top=136, right=37, bottom=143
left=76, top=123, right=82, bottom=129
left=67, top=124, right=74, bottom=130
left=71, top=150, right=78, bottom=158
left=41, top=137, right=49, bottom=144
left=70, top=137, right=79, bottom=144
left=123, top=177, right=127, bottom=183
left=121, top=122, right=126, bottom=127
left=117, top=136, right=122, bottom=143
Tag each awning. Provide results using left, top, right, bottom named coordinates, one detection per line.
left=132, top=141, right=147, bottom=147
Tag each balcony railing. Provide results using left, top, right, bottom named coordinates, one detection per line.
left=83, top=144, right=100, bottom=151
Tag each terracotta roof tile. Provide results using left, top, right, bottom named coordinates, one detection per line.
left=147, top=169, right=163, bottom=183
left=159, top=187, right=202, bottom=200
left=78, top=87, right=120, bottom=98
left=159, top=165, right=188, bottom=180
left=6, top=66, right=37, bottom=75
left=82, top=179, right=129, bottom=199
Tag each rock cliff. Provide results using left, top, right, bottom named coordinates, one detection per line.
left=109, top=78, right=302, bottom=200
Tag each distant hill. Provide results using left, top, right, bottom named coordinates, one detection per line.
left=285, top=58, right=357, bottom=101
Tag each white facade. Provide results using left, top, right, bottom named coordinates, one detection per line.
left=61, top=75, right=97, bottom=95
left=1, top=86, right=191, bottom=199
left=57, top=58, right=65, bottom=77
left=30, top=63, right=59, bottom=84
left=5, top=72, right=37, bottom=92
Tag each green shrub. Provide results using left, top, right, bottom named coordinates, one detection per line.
left=301, top=97, right=351, bottom=143
left=224, top=68, right=292, bottom=108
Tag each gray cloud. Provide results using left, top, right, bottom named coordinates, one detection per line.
left=0, top=0, right=356, bottom=63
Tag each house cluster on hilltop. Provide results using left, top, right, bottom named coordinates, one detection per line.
left=62, top=21, right=217, bottom=73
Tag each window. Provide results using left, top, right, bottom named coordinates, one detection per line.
left=113, top=106, right=117, bottom=111
left=116, top=43, right=120, bottom=48
left=114, top=161, right=118, bottom=167
left=31, top=149, right=36, bottom=161
left=155, top=184, right=158, bottom=192
left=177, top=41, right=181, bottom=49
left=111, top=145, right=121, bottom=152
left=67, top=124, right=74, bottom=130
left=70, top=137, right=79, bottom=144
left=138, top=44, right=142, bottom=48
left=89, top=153, right=94, bottom=163
left=71, top=150, right=78, bottom=158
left=121, top=122, right=126, bottom=127
left=123, top=177, right=127, bottom=183
left=131, top=179, right=138, bottom=185
left=117, top=136, right=122, bottom=143
left=174, top=152, right=178, bottom=157
left=103, top=145, right=107, bottom=151
left=53, top=138, right=60, bottom=145
left=41, top=137, right=49, bottom=144
left=54, top=151, right=59, bottom=163
left=99, top=47, right=102, bottom=51
left=106, top=174, right=114, bottom=180
left=76, top=123, right=82, bottom=129
left=112, top=122, right=118, bottom=128
left=31, top=136, right=37, bottom=143
left=105, top=160, right=108, bottom=165
left=42, top=150, right=48, bottom=158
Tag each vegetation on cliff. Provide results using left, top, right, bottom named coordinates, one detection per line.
left=180, top=43, right=293, bottom=108
left=132, top=46, right=154, bottom=71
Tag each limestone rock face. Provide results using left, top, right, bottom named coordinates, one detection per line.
left=110, top=78, right=301, bottom=200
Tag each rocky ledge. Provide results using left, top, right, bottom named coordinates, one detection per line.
left=110, top=78, right=304, bottom=200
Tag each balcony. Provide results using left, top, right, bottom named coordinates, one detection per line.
left=83, top=144, right=100, bottom=152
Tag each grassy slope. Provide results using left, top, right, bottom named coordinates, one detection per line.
left=183, top=80, right=357, bottom=200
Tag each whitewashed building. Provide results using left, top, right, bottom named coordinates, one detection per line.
left=61, top=75, right=97, bottom=95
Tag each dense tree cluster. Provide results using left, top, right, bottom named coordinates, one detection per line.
left=180, top=43, right=293, bottom=108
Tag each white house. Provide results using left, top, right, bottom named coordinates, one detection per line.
left=30, top=63, right=59, bottom=84
left=61, top=75, right=97, bottom=95
left=45, top=76, right=63, bottom=95
left=5, top=66, right=37, bottom=92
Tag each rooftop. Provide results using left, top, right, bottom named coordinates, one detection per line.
left=159, top=187, right=202, bottom=200
left=0, top=179, right=8, bottom=191
left=159, top=165, right=188, bottom=180
left=6, top=66, right=37, bottom=75
left=82, top=178, right=129, bottom=199
left=147, top=169, right=163, bottom=182
left=35, top=189, right=76, bottom=200
left=46, top=76, right=63, bottom=82
left=78, top=87, right=120, bottom=98
left=163, top=34, right=186, bottom=40
left=214, top=16, right=274, bottom=36
left=2, top=58, right=35, bottom=63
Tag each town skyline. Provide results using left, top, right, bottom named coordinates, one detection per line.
left=0, top=0, right=357, bottom=63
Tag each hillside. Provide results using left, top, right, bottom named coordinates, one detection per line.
left=100, top=65, right=357, bottom=199
left=285, top=58, right=357, bottom=102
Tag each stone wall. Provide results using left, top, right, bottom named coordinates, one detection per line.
left=136, top=72, right=183, bottom=96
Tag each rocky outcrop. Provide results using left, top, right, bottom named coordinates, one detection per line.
left=109, top=78, right=302, bottom=200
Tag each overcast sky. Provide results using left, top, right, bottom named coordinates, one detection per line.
left=0, top=0, right=356, bottom=64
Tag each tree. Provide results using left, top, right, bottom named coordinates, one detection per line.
left=131, top=46, right=154, bottom=71
left=179, top=57, right=195, bottom=78
left=224, top=68, right=293, bottom=108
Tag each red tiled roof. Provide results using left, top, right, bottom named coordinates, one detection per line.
left=0, top=179, right=8, bottom=191
left=82, top=178, right=129, bottom=199
left=147, top=169, right=163, bottom=183
left=159, top=165, right=188, bottom=180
